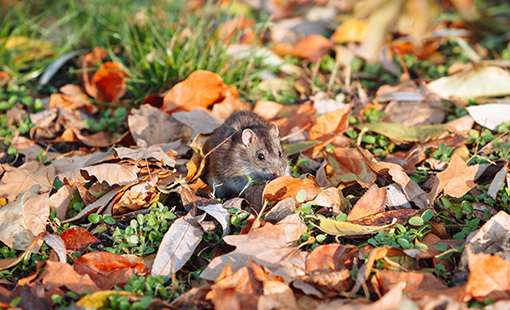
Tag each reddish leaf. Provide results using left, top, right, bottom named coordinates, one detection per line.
left=60, top=226, right=100, bottom=252
left=74, top=251, right=148, bottom=289
left=89, top=62, right=129, bottom=103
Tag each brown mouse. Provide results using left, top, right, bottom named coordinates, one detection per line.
left=202, top=111, right=290, bottom=198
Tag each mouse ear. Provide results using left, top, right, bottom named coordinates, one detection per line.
left=242, top=129, right=256, bottom=147
left=270, top=122, right=280, bottom=138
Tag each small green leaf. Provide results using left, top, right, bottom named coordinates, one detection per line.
left=421, top=209, right=434, bottom=223
left=7, top=145, right=17, bottom=156
left=408, top=216, right=424, bottom=226
left=296, top=189, right=307, bottom=203
left=88, top=213, right=100, bottom=224
left=415, top=243, right=428, bottom=250
left=434, top=244, right=448, bottom=252
left=462, top=201, right=474, bottom=213
left=397, top=238, right=410, bottom=249
left=316, top=234, right=326, bottom=243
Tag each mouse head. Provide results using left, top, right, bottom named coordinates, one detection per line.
left=240, top=123, right=289, bottom=181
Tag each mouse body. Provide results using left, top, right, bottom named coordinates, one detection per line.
left=202, top=111, right=290, bottom=198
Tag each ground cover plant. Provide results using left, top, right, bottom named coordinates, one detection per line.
left=1, top=0, right=510, bottom=309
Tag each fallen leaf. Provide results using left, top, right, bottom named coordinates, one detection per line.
left=200, top=223, right=306, bottom=283
left=88, top=62, right=128, bottom=103
left=331, top=18, right=368, bottom=43
left=128, top=104, right=185, bottom=146
left=466, top=103, right=510, bottom=131
left=429, top=154, right=480, bottom=201
left=427, top=66, right=510, bottom=100
left=74, top=251, right=148, bottom=289
left=151, top=213, right=204, bottom=276
left=263, top=176, right=322, bottom=204
left=48, top=84, right=98, bottom=114
left=161, top=70, right=238, bottom=113
left=354, top=122, right=453, bottom=144
left=347, top=184, right=387, bottom=221
left=465, top=247, right=510, bottom=302
left=0, top=188, right=50, bottom=250
left=0, top=161, right=55, bottom=202
left=273, top=35, right=332, bottom=62
left=60, top=226, right=100, bottom=252
left=40, top=260, right=100, bottom=294
left=311, top=216, right=396, bottom=237
left=325, top=147, right=377, bottom=188
left=172, top=109, right=223, bottom=139
left=373, top=269, right=448, bottom=296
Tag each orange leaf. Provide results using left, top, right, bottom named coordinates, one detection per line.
left=331, top=18, right=368, bottom=43
left=161, top=70, right=238, bottom=113
left=73, top=251, right=148, bottom=289
left=90, top=62, right=129, bottom=103
left=429, top=154, right=480, bottom=201
left=347, top=184, right=387, bottom=221
left=273, top=35, right=332, bottom=62
left=263, top=176, right=322, bottom=204
left=465, top=247, right=510, bottom=302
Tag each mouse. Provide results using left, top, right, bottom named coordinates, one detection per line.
left=202, top=110, right=290, bottom=199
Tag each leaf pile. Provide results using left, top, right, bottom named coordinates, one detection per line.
left=1, top=0, right=510, bottom=309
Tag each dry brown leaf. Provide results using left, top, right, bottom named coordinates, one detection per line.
left=308, top=105, right=351, bottom=141
left=151, top=213, right=204, bottom=276
left=373, top=269, right=448, bottom=297
left=465, top=247, right=510, bottom=302
left=325, top=147, right=377, bottom=188
left=305, top=244, right=358, bottom=273
left=208, top=266, right=260, bottom=310
left=355, top=145, right=429, bottom=209
left=172, top=109, right=223, bottom=139
left=347, top=184, right=387, bottom=221
left=40, top=261, right=100, bottom=294
left=200, top=223, right=306, bottom=283
left=0, top=161, right=55, bottom=202
left=161, top=70, right=238, bottom=113
left=60, top=226, right=100, bottom=252
left=48, top=84, right=98, bottom=114
left=211, top=93, right=252, bottom=120
left=429, top=154, right=480, bottom=201
left=128, top=104, right=186, bottom=147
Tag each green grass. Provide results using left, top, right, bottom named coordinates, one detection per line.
left=1, top=0, right=272, bottom=102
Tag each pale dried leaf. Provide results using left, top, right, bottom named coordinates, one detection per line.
left=151, top=214, right=204, bottom=276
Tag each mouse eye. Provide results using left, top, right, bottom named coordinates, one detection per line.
left=258, top=153, right=265, bottom=160
left=278, top=150, right=282, bottom=157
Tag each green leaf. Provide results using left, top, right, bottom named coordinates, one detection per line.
left=397, top=238, right=410, bottom=249
left=408, top=216, right=424, bottom=226
left=88, top=213, right=100, bottom=224
left=434, top=244, right=448, bottom=252
left=462, top=201, right=474, bottom=214
left=421, top=209, right=434, bottom=223
left=296, top=189, right=307, bottom=203
left=354, top=122, right=453, bottom=144
left=7, top=145, right=17, bottom=156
